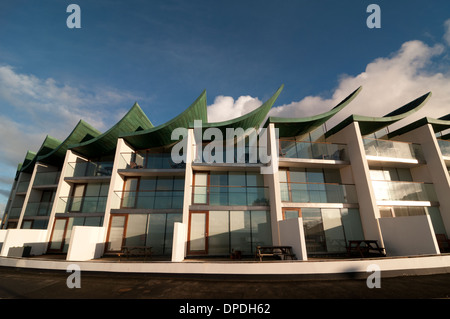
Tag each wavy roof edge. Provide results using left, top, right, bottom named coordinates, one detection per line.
left=387, top=113, right=450, bottom=139
left=197, top=84, right=284, bottom=132
left=325, top=91, right=432, bottom=138
left=265, top=86, right=362, bottom=138
left=20, top=135, right=62, bottom=174
left=121, top=90, right=208, bottom=149
left=68, top=102, right=154, bottom=157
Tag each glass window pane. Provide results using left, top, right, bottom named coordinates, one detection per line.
left=289, top=169, right=306, bottom=183
left=208, top=211, right=230, bottom=255
left=125, top=214, right=148, bottom=246
left=302, top=208, right=326, bottom=254
left=229, top=172, right=245, bottom=186
left=139, top=177, right=156, bottom=191
left=251, top=211, right=272, bottom=248
left=147, top=214, right=167, bottom=255
left=341, top=208, right=364, bottom=241
left=306, top=168, right=324, bottom=183
left=230, top=210, right=251, bottom=255
left=284, top=210, right=300, bottom=219
left=322, top=209, right=346, bottom=253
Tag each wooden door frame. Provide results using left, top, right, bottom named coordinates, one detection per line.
left=187, top=210, right=209, bottom=255
left=47, top=217, right=70, bottom=253
left=104, top=214, right=129, bottom=253
left=282, top=207, right=302, bottom=220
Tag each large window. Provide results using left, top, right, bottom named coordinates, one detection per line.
left=188, top=210, right=272, bottom=256
left=284, top=208, right=364, bottom=255
left=279, top=168, right=357, bottom=203
left=106, top=213, right=182, bottom=255
left=121, top=176, right=184, bottom=209
left=192, top=171, right=268, bottom=206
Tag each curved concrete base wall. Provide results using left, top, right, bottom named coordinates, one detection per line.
left=1, top=255, right=450, bottom=278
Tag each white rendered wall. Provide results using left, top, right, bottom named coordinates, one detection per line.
left=379, top=214, right=440, bottom=256
left=0, top=229, right=47, bottom=257
left=279, top=218, right=308, bottom=260
left=66, top=226, right=105, bottom=261
left=172, top=222, right=187, bottom=262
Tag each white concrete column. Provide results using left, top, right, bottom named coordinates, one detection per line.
left=392, top=124, right=450, bottom=235
left=327, top=122, right=383, bottom=243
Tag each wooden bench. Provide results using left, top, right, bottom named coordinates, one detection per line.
left=347, top=240, right=385, bottom=258
left=119, top=246, right=152, bottom=261
left=255, top=246, right=296, bottom=261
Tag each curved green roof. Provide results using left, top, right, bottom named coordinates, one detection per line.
left=15, top=150, right=36, bottom=179
left=266, top=86, right=362, bottom=138
left=199, top=85, right=284, bottom=134
left=388, top=113, right=450, bottom=139
left=69, top=102, right=153, bottom=158
left=121, top=90, right=208, bottom=150
left=326, top=91, right=432, bottom=137
left=36, top=120, right=101, bottom=167
left=20, top=136, right=62, bottom=174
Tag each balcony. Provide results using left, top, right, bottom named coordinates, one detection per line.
left=24, top=201, right=53, bottom=217
left=280, top=182, right=358, bottom=204
left=363, top=138, right=424, bottom=162
left=279, top=140, right=348, bottom=161
left=119, top=152, right=185, bottom=170
left=56, top=196, right=108, bottom=214
left=116, top=190, right=184, bottom=210
left=192, top=186, right=269, bottom=206
left=371, top=180, right=438, bottom=202
left=66, top=161, right=114, bottom=178
left=33, top=171, right=60, bottom=187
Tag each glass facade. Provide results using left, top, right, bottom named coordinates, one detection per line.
left=193, top=171, right=269, bottom=206
left=120, top=176, right=184, bottom=209
left=279, top=168, right=357, bottom=203
left=106, top=213, right=181, bottom=255
left=188, top=210, right=272, bottom=256
left=285, top=208, right=364, bottom=255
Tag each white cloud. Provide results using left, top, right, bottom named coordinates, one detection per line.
left=269, top=39, right=450, bottom=133
left=207, top=95, right=262, bottom=123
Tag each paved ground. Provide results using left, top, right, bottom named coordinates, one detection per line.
left=0, top=266, right=449, bottom=300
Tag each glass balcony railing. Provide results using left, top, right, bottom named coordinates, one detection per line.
left=8, top=207, right=23, bottom=218
left=437, top=139, right=450, bottom=157
left=119, top=152, right=186, bottom=170
left=66, top=161, right=114, bottom=178
left=280, top=182, right=358, bottom=204
left=279, top=140, right=348, bottom=161
left=116, top=190, right=184, bottom=210
left=363, top=138, right=424, bottom=161
left=371, top=180, right=438, bottom=202
left=24, top=201, right=53, bottom=217
left=16, top=180, right=30, bottom=193
left=56, top=196, right=108, bottom=214
left=33, top=171, right=61, bottom=186
left=192, top=186, right=269, bottom=206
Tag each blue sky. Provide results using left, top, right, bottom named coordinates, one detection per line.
left=1, top=0, right=450, bottom=215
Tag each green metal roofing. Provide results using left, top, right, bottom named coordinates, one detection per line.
left=388, top=113, right=450, bottom=139
left=199, top=85, right=284, bottom=134
left=69, top=102, right=153, bottom=158
left=121, top=90, right=208, bottom=150
left=325, top=91, right=432, bottom=138
left=265, top=86, right=362, bottom=138
left=36, top=120, right=101, bottom=167
left=20, top=136, right=62, bottom=174
left=15, top=150, right=36, bottom=179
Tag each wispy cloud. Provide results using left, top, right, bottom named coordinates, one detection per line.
left=0, top=65, right=145, bottom=168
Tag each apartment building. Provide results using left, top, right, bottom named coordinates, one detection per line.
left=1, top=84, right=449, bottom=264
